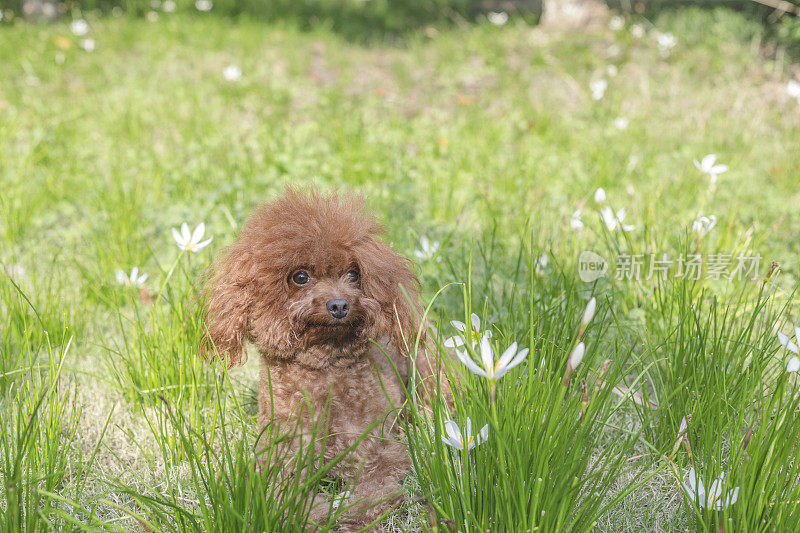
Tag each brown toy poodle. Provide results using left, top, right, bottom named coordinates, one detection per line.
left=202, top=188, right=447, bottom=531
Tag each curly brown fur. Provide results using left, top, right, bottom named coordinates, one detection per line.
left=202, top=188, right=449, bottom=530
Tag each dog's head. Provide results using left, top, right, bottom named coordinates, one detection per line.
left=202, top=188, right=420, bottom=368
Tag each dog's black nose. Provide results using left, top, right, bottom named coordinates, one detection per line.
left=326, top=299, right=349, bottom=319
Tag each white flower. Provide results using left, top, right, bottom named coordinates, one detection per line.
left=6, top=264, right=26, bottom=279
left=683, top=468, right=739, bottom=510
left=331, top=490, right=351, bottom=510
left=788, top=80, right=800, bottom=100
left=655, top=31, right=677, bottom=57
left=115, top=267, right=148, bottom=287
left=630, top=23, right=645, bottom=39
left=535, top=253, right=549, bottom=275
left=70, top=19, right=89, bottom=36
left=195, top=0, right=213, bottom=11
left=594, top=187, right=607, bottom=204
left=570, top=210, right=584, bottom=231
left=79, top=38, right=96, bottom=52
left=146, top=10, right=159, bottom=21
left=162, top=0, right=177, bottom=12
left=580, top=297, right=597, bottom=330
left=609, top=15, right=624, bottom=31
left=788, top=80, right=800, bottom=98
left=788, top=357, right=800, bottom=373
left=693, top=154, right=729, bottom=184
left=414, top=236, right=440, bottom=261
left=568, top=342, right=585, bottom=371
left=606, top=64, right=619, bottom=77
left=590, top=79, right=608, bottom=100
left=444, top=313, right=492, bottom=349
left=613, top=117, right=629, bottom=130
left=487, top=11, right=508, bottom=26
left=692, top=214, right=717, bottom=237
left=600, top=206, right=634, bottom=232
left=223, top=64, right=242, bottom=82
left=442, top=418, right=488, bottom=450
left=456, top=336, right=529, bottom=381
left=778, top=327, right=800, bottom=355
left=172, top=222, right=213, bottom=253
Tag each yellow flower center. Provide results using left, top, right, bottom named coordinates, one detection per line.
left=459, top=435, right=474, bottom=448
left=484, top=360, right=501, bottom=375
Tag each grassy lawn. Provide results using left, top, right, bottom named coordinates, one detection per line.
left=2, top=6, right=800, bottom=531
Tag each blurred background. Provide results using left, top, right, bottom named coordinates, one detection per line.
left=2, top=0, right=799, bottom=47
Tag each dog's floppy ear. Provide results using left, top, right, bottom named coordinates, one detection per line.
left=354, top=236, right=422, bottom=355
left=201, top=246, right=253, bottom=367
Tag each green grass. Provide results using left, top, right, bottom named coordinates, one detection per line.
left=2, top=6, right=800, bottom=531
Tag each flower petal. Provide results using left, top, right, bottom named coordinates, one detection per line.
left=581, top=297, right=597, bottom=329
left=456, top=349, right=488, bottom=378
left=682, top=481, right=696, bottom=500
left=495, top=342, right=519, bottom=371
left=727, top=487, right=739, bottom=507
left=172, top=227, right=184, bottom=246
left=711, top=164, right=728, bottom=174
left=780, top=331, right=800, bottom=354
left=504, top=347, right=530, bottom=372
left=181, top=222, right=191, bottom=241
left=568, top=342, right=585, bottom=370
left=707, top=476, right=725, bottom=509
left=443, top=420, right=462, bottom=449
left=594, top=187, right=606, bottom=204
left=450, top=320, right=467, bottom=332
left=470, top=313, right=481, bottom=331
left=685, top=467, right=697, bottom=491
left=444, top=335, right=465, bottom=348
left=600, top=206, right=617, bottom=231
left=191, top=222, right=206, bottom=245
left=193, top=236, right=213, bottom=251
left=788, top=356, right=800, bottom=373
left=479, top=336, right=494, bottom=377
left=779, top=331, right=790, bottom=348
left=477, top=424, right=489, bottom=445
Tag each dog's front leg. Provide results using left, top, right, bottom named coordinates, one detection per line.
left=337, top=437, right=410, bottom=532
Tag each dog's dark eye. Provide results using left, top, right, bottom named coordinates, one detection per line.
left=346, top=269, right=360, bottom=282
left=291, top=271, right=309, bottom=286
